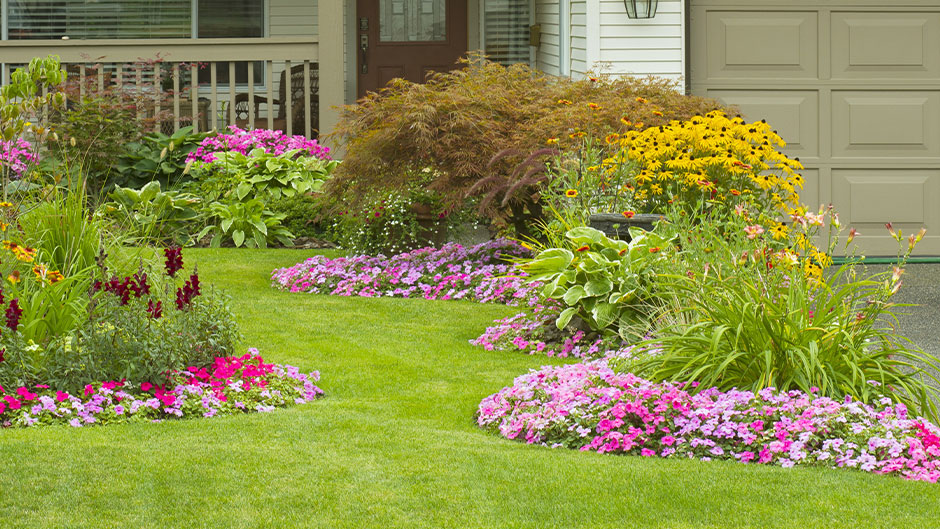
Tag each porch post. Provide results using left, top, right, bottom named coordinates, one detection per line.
left=318, top=0, right=345, bottom=148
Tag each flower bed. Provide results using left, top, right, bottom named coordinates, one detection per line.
left=471, top=303, right=632, bottom=359
left=477, top=358, right=940, bottom=483
left=186, top=126, right=331, bottom=164
left=0, top=350, right=323, bottom=428
left=271, top=239, right=541, bottom=306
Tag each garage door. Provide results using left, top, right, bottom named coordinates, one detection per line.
left=691, top=0, right=940, bottom=255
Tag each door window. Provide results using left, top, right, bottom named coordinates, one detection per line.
left=379, top=0, right=446, bottom=42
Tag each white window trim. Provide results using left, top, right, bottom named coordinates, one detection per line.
left=559, top=0, right=570, bottom=76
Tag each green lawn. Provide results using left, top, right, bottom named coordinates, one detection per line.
left=1, top=248, right=938, bottom=528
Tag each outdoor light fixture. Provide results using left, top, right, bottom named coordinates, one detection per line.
left=624, top=0, right=658, bottom=19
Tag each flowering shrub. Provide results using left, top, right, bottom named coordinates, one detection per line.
left=0, top=246, right=239, bottom=392
left=0, top=139, right=37, bottom=181
left=272, top=239, right=541, bottom=305
left=187, top=126, right=331, bottom=164
left=477, top=358, right=940, bottom=483
left=0, top=350, right=323, bottom=428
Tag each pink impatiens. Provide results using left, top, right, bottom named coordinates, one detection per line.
left=271, top=239, right=542, bottom=306
left=477, top=357, right=940, bottom=483
left=0, top=350, right=323, bottom=428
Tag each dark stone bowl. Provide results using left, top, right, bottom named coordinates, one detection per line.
left=588, top=213, right=664, bottom=242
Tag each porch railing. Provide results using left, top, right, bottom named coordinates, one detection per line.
left=0, top=37, right=320, bottom=138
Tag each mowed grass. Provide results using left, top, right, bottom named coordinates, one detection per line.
left=1, top=248, right=938, bottom=528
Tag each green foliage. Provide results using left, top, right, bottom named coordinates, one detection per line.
left=0, top=56, right=66, bottom=199
left=101, top=181, right=201, bottom=245
left=267, top=193, right=331, bottom=239
left=615, top=205, right=940, bottom=420
left=48, top=288, right=239, bottom=391
left=17, top=187, right=107, bottom=276
left=329, top=54, right=725, bottom=236
left=197, top=199, right=294, bottom=248
left=184, top=148, right=338, bottom=248
left=112, top=126, right=210, bottom=190
left=193, top=148, right=335, bottom=202
left=520, top=225, right=674, bottom=340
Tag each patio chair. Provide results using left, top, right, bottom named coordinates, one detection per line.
left=234, top=63, right=319, bottom=137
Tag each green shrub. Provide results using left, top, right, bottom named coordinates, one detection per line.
left=329, top=54, right=726, bottom=237
left=111, top=126, right=210, bottom=190
left=100, top=181, right=201, bottom=246
left=267, top=193, right=331, bottom=239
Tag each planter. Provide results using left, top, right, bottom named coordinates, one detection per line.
left=588, top=213, right=664, bottom=242
left=411, top=203, right=448, bottom=248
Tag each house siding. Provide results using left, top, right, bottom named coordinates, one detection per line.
left=597, top=0, right=683, bottom=80
left=569, top=0, right=587, bottom=75
left=535, top=0, right=561, bottom=75
left=270, top=0, right=318, bottom=37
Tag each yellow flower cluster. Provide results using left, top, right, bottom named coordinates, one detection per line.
left=610, top=111, right=804, bottom=215
left=3, top=240, right=37, bottom=263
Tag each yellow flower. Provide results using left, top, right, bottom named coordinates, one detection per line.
left=0, top=202, right=12, bottom=208
left=557, top=99, right=573, bottom=106
left=565, top=189, right=579, bottom=198
left=604, top=133, right=620, bottom=144
left=7, top=270, right=20, bottom=284
left=546, top=137, right=559, bottom=145
left=635, top=97, right=648, bottom=104
left=770, top=222, right=789, bottom=240
left=0, top=222, right=8, bottom=231
left=47, top=270, right=64, bottom=284
left=32, top=264, right=47, bottom=281
left=620, top=117, right=632, bottom=127
left=587, top=102, right=601, bottom=110
left=568, top=131, right=586, bottom=140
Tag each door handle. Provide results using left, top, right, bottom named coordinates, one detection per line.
left=360, top=34, right=369, bottom=74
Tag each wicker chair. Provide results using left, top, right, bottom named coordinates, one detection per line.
left=234, top=63, right=319, bottom=137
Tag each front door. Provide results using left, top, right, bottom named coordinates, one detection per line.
left=356, top=0, right=468, bottom=98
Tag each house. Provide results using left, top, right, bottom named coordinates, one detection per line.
left=0, top=0, right=936, bottom=254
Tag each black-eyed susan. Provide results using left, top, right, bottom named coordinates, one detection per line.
left=0, top=202, right=12, bottom=208
left=565, top=189, right=579, bottom=198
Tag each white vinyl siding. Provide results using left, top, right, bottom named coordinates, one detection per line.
left=598, top=0, right=683, bottom=80
left=535, top=0, right=560, bottom=74
left=569, top=0, right=586, bottom=75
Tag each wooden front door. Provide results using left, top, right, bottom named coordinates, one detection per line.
left=356, top=0, right=468, bottom=98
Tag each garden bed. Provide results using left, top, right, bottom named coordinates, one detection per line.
left=0, top=350, right=323, bottom=428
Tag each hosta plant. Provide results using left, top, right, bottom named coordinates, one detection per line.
left=197, top=199, right=294, bottom=248
left=519, top=225, right=674, bottom=340
left=101, top=181, right=201, bottom=245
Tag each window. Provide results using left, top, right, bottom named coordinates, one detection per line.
left=482, top=0, right=530, bottom=66
left=2, top=0, right=264, bottom=40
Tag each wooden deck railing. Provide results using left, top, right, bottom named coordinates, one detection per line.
left=0, top=38, right=321, bottom=138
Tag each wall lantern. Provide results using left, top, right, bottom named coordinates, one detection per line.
left=624, top=0, right=658, bottom=19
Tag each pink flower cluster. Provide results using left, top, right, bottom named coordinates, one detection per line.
left=0, top=349, right=323, bottom=428
left=186, top=126, right=331, bottom=164
left=477, top=358, right=940, bottom=482
left=471, top=303, right=633, bottom=359
left=271, top=239, right=542, bottom=306
left=0, top=138, right=37, bottom=180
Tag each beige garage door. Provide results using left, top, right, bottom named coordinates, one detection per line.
left=691, top=0, right=940, bottom=255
